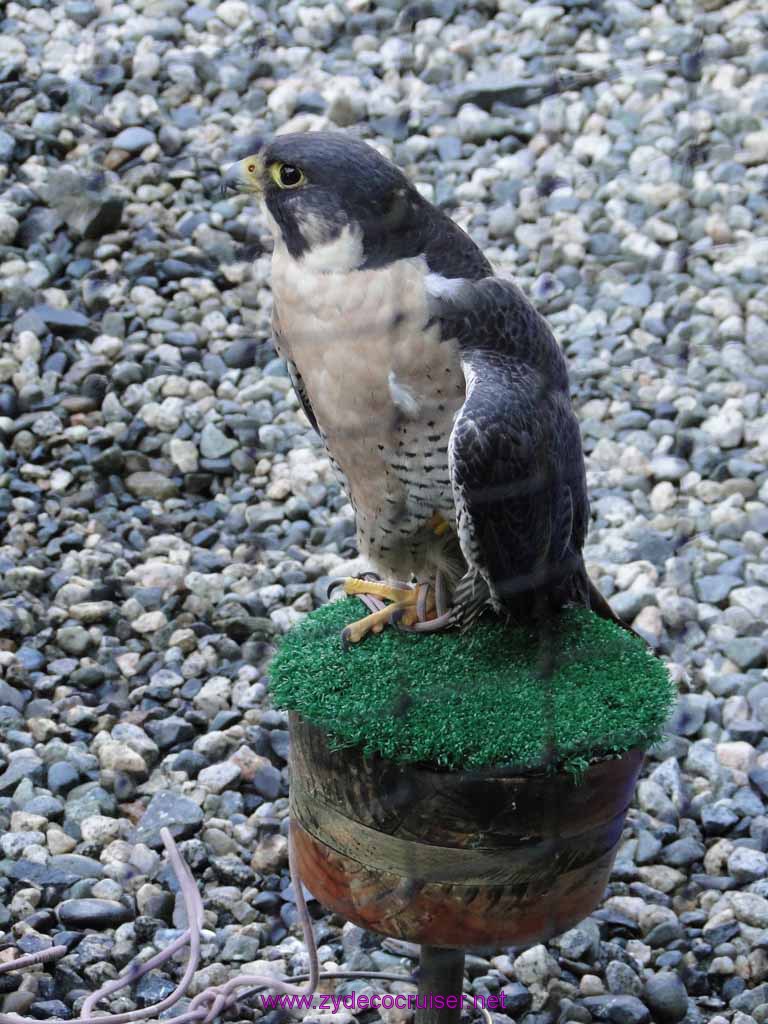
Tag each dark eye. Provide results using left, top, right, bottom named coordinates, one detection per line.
left=279, top=164, right=303, bottom=187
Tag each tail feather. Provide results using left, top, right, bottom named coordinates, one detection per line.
left=587, top=577, right=644, bottom=642
left=451, top=571, right=492, bottom=632
left=449, top=565, right=645, bottom=647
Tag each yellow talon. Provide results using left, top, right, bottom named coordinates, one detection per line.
left=343, top=578, right=415, bottom=603
left=339, top=577, right=437, bottom=645
left=342, top=604, right=404, bottom=645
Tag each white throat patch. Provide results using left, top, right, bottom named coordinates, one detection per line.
left=298, top=219, right=365, bottom=274
left=261, top=204, right=364, bottom=275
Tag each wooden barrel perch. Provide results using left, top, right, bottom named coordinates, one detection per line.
left=272, top=597, right=674, bottom=1008
left=289, top=713, right=645, bottom=949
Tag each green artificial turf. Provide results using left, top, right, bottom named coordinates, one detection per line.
left=269, top=598, right=675, bottom=774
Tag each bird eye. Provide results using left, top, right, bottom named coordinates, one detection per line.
left=247, top=163, right=256, bottom=172
left=269, top=162, right=305, bottom=189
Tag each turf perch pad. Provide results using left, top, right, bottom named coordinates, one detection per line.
left=269, top=598, right=675, bottom=773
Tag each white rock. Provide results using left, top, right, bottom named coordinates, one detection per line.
left=169, top=438, right=199, bottom=473
left=0, top=832, right=45, bottom=858
left=98, top=741, right=147, bottom=774
left=513, top=945, right=560, bottom=1010
left=730, top=587, right=768, bottom=620
left=48, top=827, right=78, bottom=855
left=132, top=610, right=168, bottom=634
left=268, top=80, right=301, bottom=121
left=81, top=815, right=121, bottom=845
left=194, top=677, right=231, bottom=715
left=702, top=406, right=745, bottom=449
left=198, top=762, right=242, bottom=794
left=741, top=130, right=768, bottom=166
left=141, top=397, right=185, bottom=432
left=49, top=468, right=73, bottom=492
left=216, top=0, right=250, bottom=28
left=650, top=481, right=676, bottom=513
left=729, top=892, right=768, bottom=928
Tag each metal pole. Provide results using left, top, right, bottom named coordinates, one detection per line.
left=415, top=945, right=466, bottom=1024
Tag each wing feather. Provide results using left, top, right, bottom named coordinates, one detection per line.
left=273, top=316, right=320, bottom=435
left=442, top=278, right=590, bottom=614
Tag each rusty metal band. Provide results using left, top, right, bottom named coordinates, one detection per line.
left=290, top=775, right=626, bottom=886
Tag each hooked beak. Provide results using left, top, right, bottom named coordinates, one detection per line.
left=221, top=161, right=246, bottom=197
left=220, top=156, right=264, bottom=198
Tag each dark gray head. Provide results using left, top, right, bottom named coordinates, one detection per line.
left=222, top=131, right=490, bottom=277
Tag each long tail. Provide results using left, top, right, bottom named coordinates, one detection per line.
left=587, top=577, right=644, bottom=643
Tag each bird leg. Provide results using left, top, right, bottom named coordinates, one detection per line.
left=339, top=577, right=434, bottom=645
left=329, top=573, right=455, bottom=645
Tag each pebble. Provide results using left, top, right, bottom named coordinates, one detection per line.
left=135, top=791, right=204, bottom=849
left=0, top=0, right=767, bottom=1019
left=58, top=899, right=133, bottom=929
left=112, top=127, right=156, bottom=153
left=642, top=973, right=688, bottom=1024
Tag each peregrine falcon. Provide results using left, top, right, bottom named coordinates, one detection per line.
left=223, top=133, right=628, bottom=644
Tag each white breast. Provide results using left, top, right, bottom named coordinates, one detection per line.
left=269, top=246, right=465, bottom=573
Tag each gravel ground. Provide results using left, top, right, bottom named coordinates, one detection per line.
left=1, top=0, right=768, bottom=1022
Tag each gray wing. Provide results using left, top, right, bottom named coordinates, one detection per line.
left=285, top=356, right=319, bottom=435
left=273, top=317, right=319, bottom=435
left=440, top=278, right=589, bottom=613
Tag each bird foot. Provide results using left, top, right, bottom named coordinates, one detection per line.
left=330, top=573, right=454, bottom=646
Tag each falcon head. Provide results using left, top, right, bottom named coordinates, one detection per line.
left=222, top=132, right=426, bottom=272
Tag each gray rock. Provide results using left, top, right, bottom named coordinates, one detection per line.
left=555, top=919, right=600, bottom=961
left=660, top=837, right=704, bottom=867
left=42, top=168, right=124, bottom=239
left=751, top=767, right=768, bottom=798
left=635, top=830, right=662, bottom=865
left=221, top=933, right=262, bottom=962
left=701, top=802, right=739, bottom=834
left=582, top=995, right=650, bottom=1024
left=145, top=716, right=196, bottom=750
left=605, top=961, right=643, bottom=997
left=112, top=127, right=156, bottom=152
left=200, top=423, right=239, bottom=458
left=251, top=759, right=282, bottom=801
left=636, top=780, right=678, bottom=823
left=728, top=846, right=768, bottom=883
left=453, top=74, right=551, bottom=111
left=56, top=625, right=91, bottom=655
left=0, top=129, right=16, bottom=163
left=65, top=1, right=98, bottom=26
left=668, top=694, right=708, bottom=737
left=135, top=790, right=204, bottom=848
left=0, top=681, right=27, bottom=713
left=48, top=761, right=80, bottom=795
left=642, top=973, right=687, bottom=1024
left=223, top=339, right=259, bottom=369
left=695, top=575, right=741, bottom=604
left=0, top=753, right=44, bottom=794
left=125, top=472, right=179, bottom=500
left=10, top=854, right=104, bottom=886
left=610, top=588, right=657, bottom=621
left=725, top=637, right=768, bottom=670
